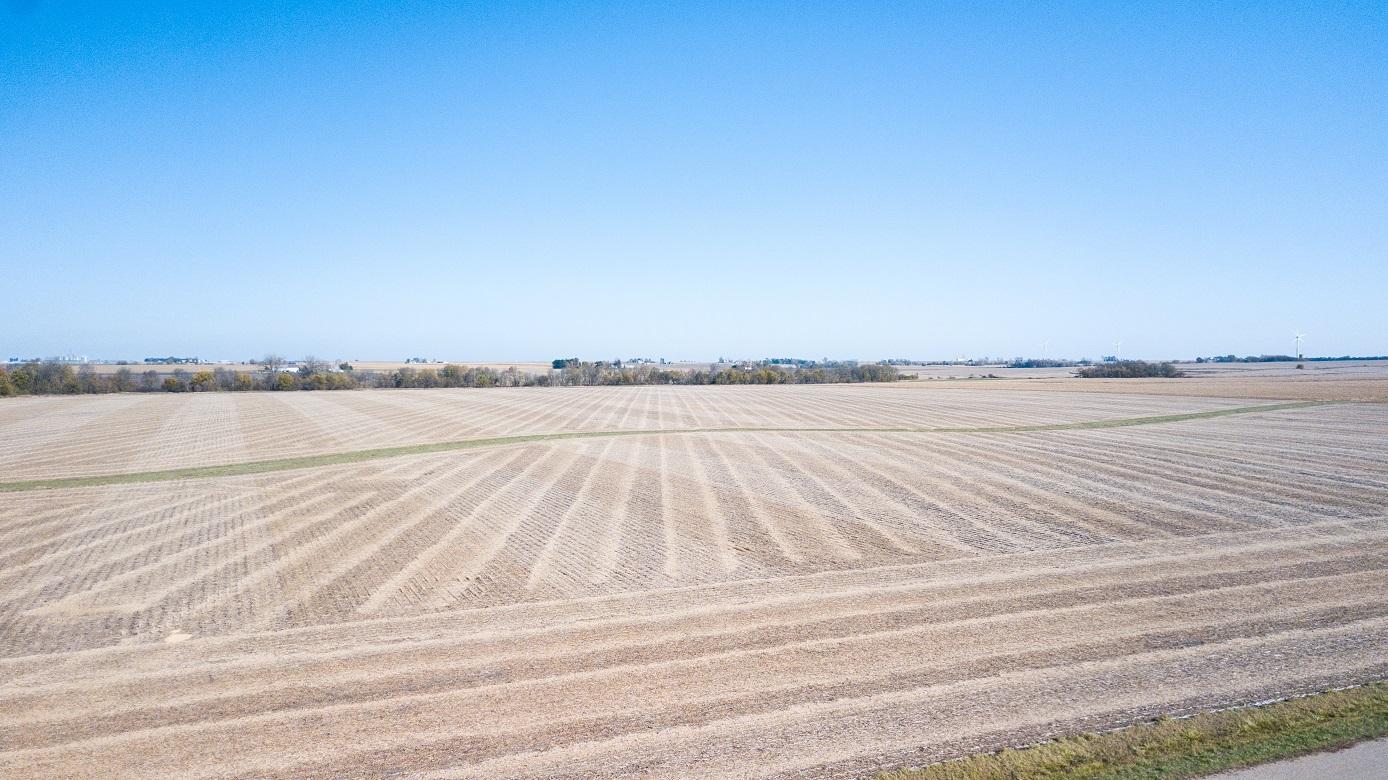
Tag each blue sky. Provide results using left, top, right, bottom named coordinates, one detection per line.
left=2, top=1, right=1384, bottom=362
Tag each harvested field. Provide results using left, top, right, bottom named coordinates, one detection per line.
left=0, top=385, right=1268, bottom=481
left=919, top=361, right=1388, bottom=402
left=0, top=384, right=1385, bottom=778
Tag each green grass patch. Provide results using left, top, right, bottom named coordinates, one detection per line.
left=874, top=682, right=1388, bottom=780
left=0, top=401, right=1329, bottom=493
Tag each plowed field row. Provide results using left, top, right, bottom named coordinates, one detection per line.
left=0, top=389, right=1384, bottom=778
left=0, top=386, right=1261, bottom=480
left=1, top=522, right=1384, bottom=778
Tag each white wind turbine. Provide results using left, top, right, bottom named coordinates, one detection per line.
left=1294, top=331, right=1306, bottom=360
left=1113, top=340, right=1122, bottom=361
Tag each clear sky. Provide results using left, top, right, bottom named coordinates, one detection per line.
left=2, top=1, right=1384, bottom=362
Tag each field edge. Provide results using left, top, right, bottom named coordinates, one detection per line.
left=872, top=680, right=1388, bottom=780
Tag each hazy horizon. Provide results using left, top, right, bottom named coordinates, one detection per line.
left=6, top=351, right=1385, bottom=366
left=3, top=2, right=1384, bottom=360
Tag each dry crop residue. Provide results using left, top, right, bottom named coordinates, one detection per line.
left=0, top=386, right=1385, bottom=778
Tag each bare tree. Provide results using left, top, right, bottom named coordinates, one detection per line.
left=112, top=367, right=135, bottom=392
left=213, top=366, right=236, bottom=391
left=261, top=353, right=286, bottom=373
left=298, top=355, right=330, bottom=377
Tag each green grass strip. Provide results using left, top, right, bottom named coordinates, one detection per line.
left=874, top=682, right=1388, bottom=780
left=0, top=401, right=1328, bottom=493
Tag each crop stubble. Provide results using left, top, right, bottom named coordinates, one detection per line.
left=0, top=385, right=1385, bottom=778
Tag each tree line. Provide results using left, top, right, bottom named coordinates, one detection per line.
left=0, top=357, right=899, bottom=397
left=0, top=361, right=356, bottom=396
left=1075, top=360, right=1185, bottom=378
left=536, top=359, right=898, bottom=387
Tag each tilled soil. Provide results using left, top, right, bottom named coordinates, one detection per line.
left=0, top=390, right=1384, bottom=778
left=0, top=385, right=1264, bottom=480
